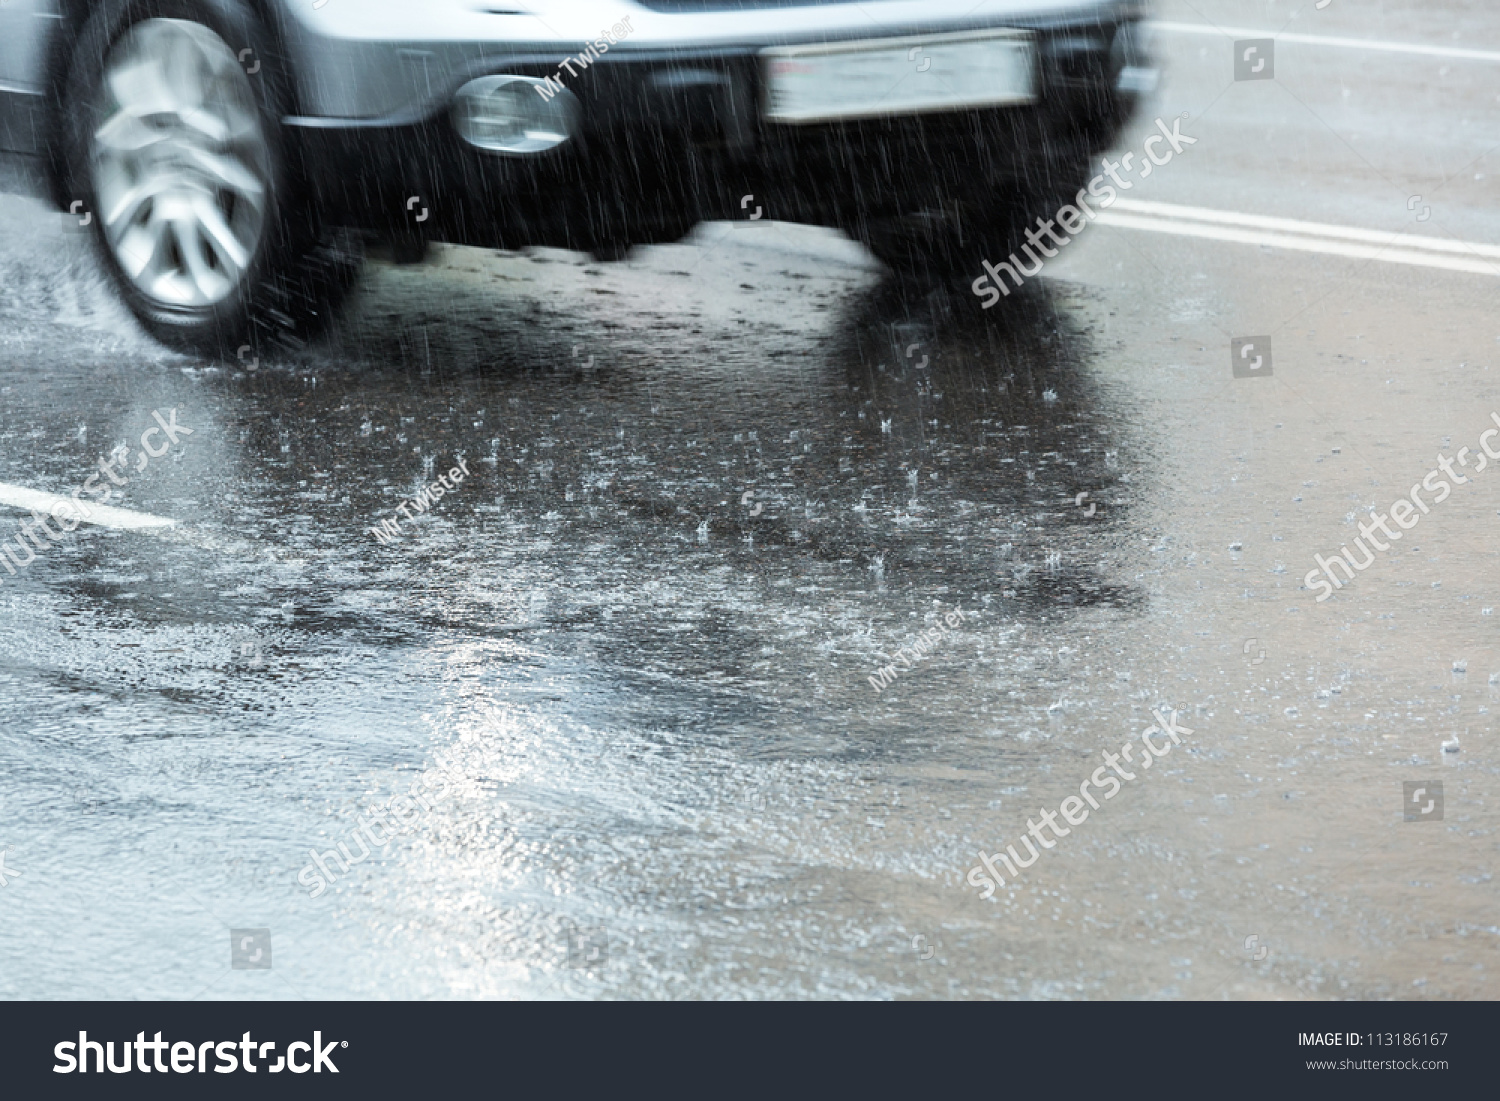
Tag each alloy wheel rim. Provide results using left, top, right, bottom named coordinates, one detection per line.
left=91, top=18, right=270, bottom=309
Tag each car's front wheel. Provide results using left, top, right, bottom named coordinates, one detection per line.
left=63, top=0, right=359, bottom=358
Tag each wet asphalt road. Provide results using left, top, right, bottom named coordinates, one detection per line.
left=1, top=1, right=1497, bottom=999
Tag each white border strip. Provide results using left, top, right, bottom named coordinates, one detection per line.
left=1150, top=21, right=1500, bottom=64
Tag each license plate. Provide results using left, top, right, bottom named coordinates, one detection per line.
left=763, top=29, right=1035, bottom=124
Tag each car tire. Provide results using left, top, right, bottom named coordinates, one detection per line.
left=61, top=0, right=360, bottom=359
left=850, top=161, right=1092, bottom=297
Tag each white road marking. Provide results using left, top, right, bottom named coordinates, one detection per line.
left=0, top=483, right=177, bottom=531
left=1109, top=198, right=1500, bottom=259
left=1093, top=200, right=1500, bottom=277
left=1151, top=21, right=1500, bottom=64
left=1093, top=212, right=1500, bottom=275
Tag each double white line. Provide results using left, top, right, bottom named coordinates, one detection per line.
left=1094, top=198, right=1500, bottom=277
left=1151, top=21, right=1500, bottom=65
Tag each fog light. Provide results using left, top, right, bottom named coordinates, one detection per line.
left=1110, top=21, right=1159, bottom=95
left=453, top=75, right=580, bottom=154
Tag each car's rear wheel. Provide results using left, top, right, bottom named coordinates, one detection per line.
left=850, top=161, right=1092, bottom=297
left=63, top=0, right=360, bottom=358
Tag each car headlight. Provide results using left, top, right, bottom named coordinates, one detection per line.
left=452, top=75, right=580, bottom=155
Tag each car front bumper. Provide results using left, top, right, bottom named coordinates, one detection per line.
left=280, top=2, right=1156, bottom=252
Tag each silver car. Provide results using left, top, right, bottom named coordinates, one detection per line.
left=0, top=0, right=1155, bottom=356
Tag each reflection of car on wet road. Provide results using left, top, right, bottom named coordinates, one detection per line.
left=0, top=0, right=1154, bottom=355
